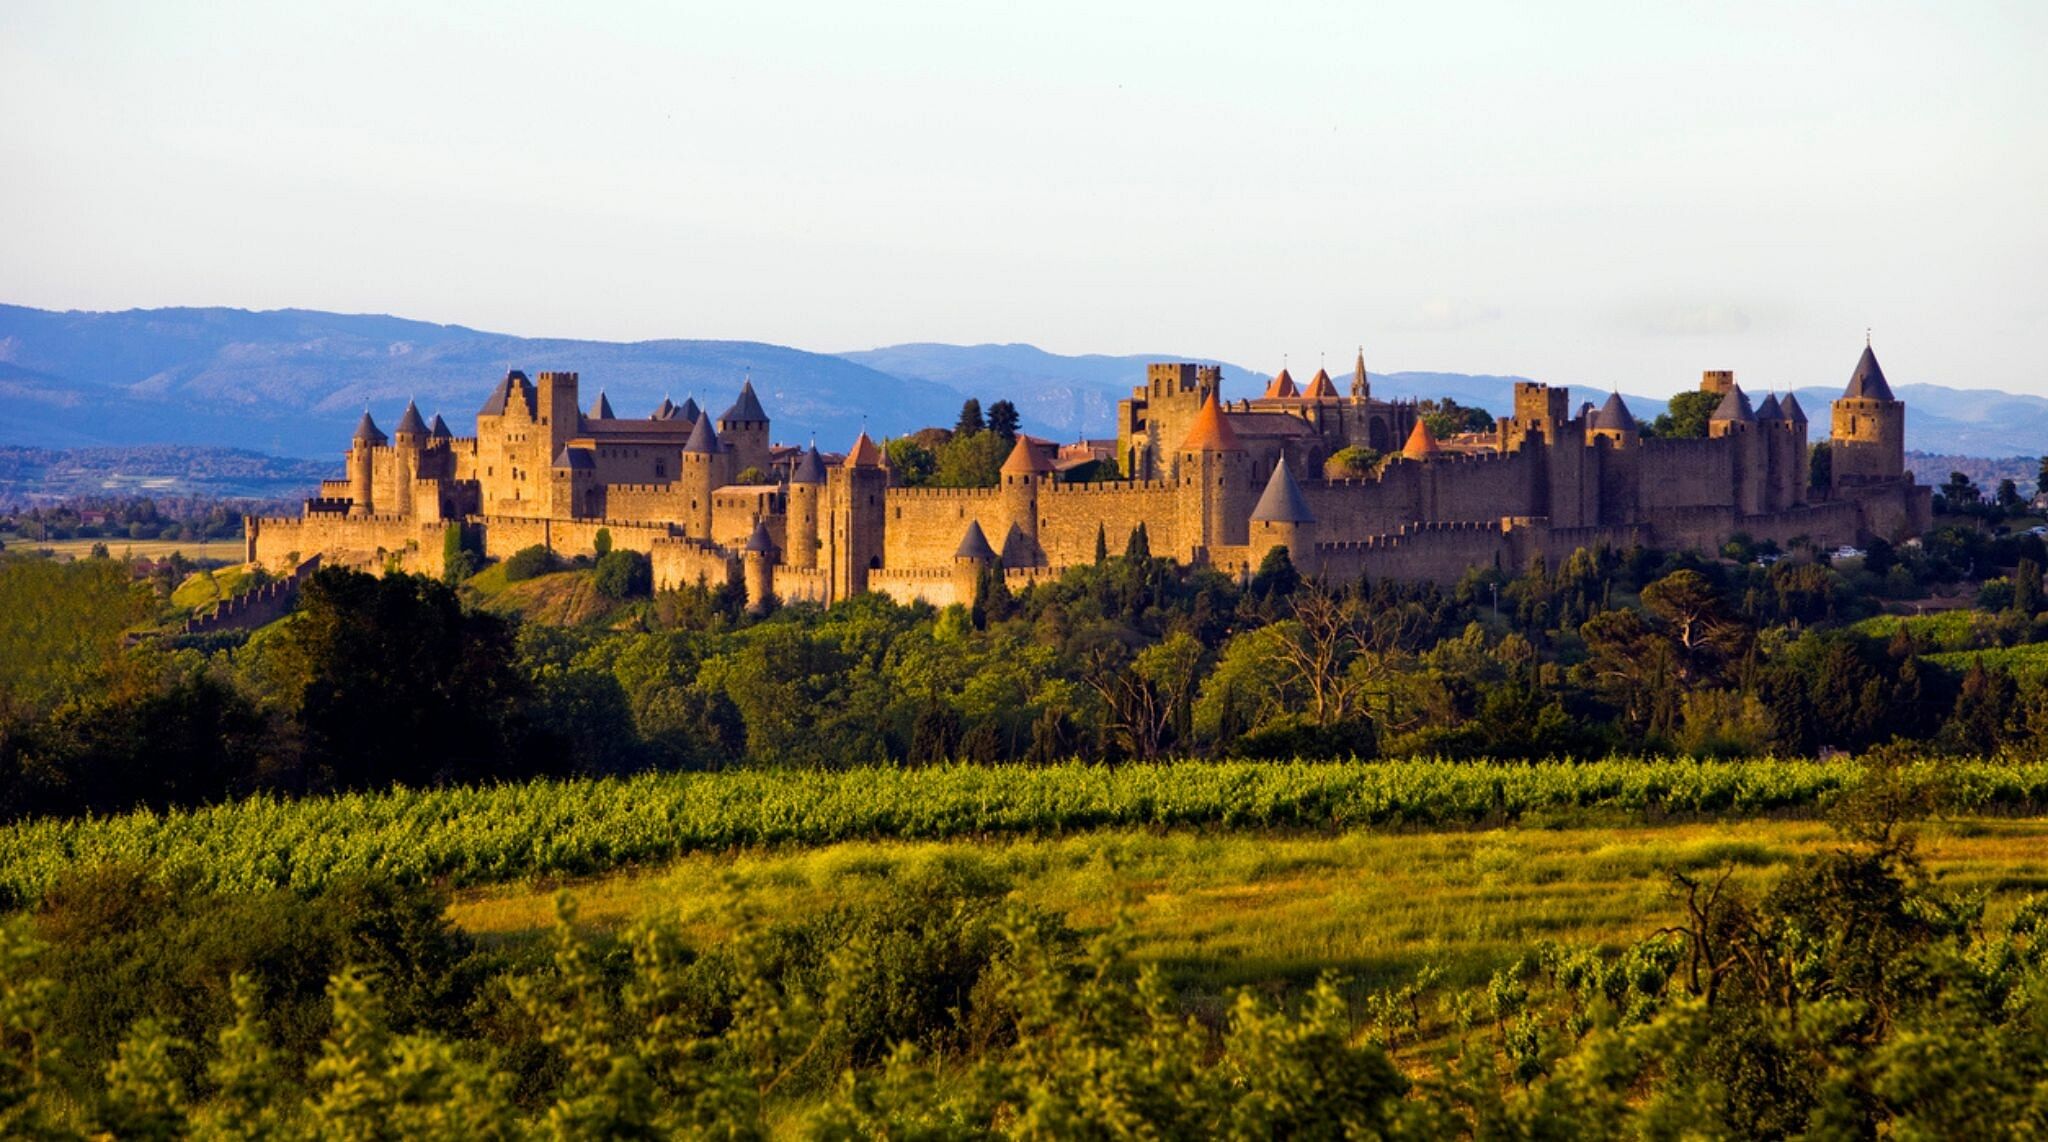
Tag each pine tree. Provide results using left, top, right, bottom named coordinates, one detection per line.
left=196, top=975, right=288, bottom=1142
left=1125, top=523, right=1151, bottom=563
left=305, top=969, right=394, bottom=1142
left=954, top=399, right=985, bottom=437
left=986, top=399, right=1020, bottom=443
left=99, top=1019, right=190, bottom=1141
left=1094, top=523, right=1108, bottom=565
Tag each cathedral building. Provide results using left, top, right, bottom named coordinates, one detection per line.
left=247, top=344, right=1931, bottom=611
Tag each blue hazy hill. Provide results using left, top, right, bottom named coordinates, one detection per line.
left=0, top=305, right=2039, bottom=461
left=0, top=305, right=963, bottom=458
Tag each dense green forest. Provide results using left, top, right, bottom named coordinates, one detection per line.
left=6, top=512, right=2048, bottom=819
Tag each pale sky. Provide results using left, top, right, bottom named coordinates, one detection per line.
left=4, top=0, right=2044, bottom=399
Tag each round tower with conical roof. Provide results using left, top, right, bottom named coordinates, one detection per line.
left=952, top=519, right=997, bottom=606
left=392, top=400, right=426, bottom=517
left=742, top=519, right=779, bottom=615
left=680, top=414, right=721, bottom=540
left=1830, top=342, right=1905, bottom=489
left=1176, top=391, right=1251, bottom=560
left=829, top=431, right=888, bottom=600
left=348, top=410, right=387, bottom=518
left=998, top=436, right=1053, bottom=566
left=786, top=444, right=826, bottom=570
left=1249, top=457, right=1317, bottom=567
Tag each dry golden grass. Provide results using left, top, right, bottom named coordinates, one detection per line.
left=18, top=537, right=244, bottom=562
left=448, top=816, right=2048, bottom=999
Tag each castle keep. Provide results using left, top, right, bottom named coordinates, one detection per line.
left=247, top=344, right=1931, bottom=609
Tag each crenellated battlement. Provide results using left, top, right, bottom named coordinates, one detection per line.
left=886, top=485, right=1003, bottom=501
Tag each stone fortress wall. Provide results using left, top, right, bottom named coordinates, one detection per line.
left=250, top=342, right=1933, bottom=613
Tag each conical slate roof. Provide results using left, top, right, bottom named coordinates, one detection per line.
left=428, top=414, right=452, bottom=439
left=1710, top=384, right=1755, bottom=422
left=1598, top=392, right=1637, bottom=431
left=1402, top=418, right=1441, bottom=459
left=845, top=431, right=884, bottom=467
left=1353, top=349, right=1370, bottom=394
left=683, top=413, right=720, bottom=454
left=744, top=519, right=777, bottom=555
left=1250, top=458, right=1315, bottom=524
left=591, top=391, right=616, bottom=419
left=479, top=371, right=528, bottom=417
left=791, top=445, right=827, bottom=485
left=353, top=411, right=388, bottom=446
left=1779, top=392, right=1808, bottom=423
left=954, top=519, right=997, bottom=561
left=1844, top=344, right=1894, bottom=401
left=1263, top=368, right=1298, bottom=399
left=1755, top=392, right=1783, bottom=422
left=1000, top=436, right=1055, bottom=476
left=651, top=396, right=677, bottom=420
left=394, top=400, right=427, bottom=436
left=1180, top=392, right=1244, bottom=452
left=720, top=379, right=767, bottom=423
left=1302, top=369, right=1338, bottom=399
left=553, top=446, right=593, bottom=471
left=677, top=395, right=701, bottom=422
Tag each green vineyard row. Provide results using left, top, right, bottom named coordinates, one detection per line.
left=3, top=757, right=2045, bottom=904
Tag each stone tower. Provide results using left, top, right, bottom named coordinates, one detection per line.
left=785, top=444, right=826, bottom=570
left=998, top=436, right=1053, bottom=567
left=717, top=379, right=772, bottom=478
left=742, top=519, right=778, bottom=615
left=550, top=445, right=594, bottom=518
left=953, top=520, right=997, bottom=606
left=1587, top=392, right=1639, bottom=449
left=392, top=400, right=426, bottom=518
left=347, top=411, right=386, bottom=518
left=535, top=371, right=581, bottom=440
left=680, top=415, right=721, bottom=540
left=1248, top=456, right=1316, bottom=567
left=829, top=432, right=888, bottom=601
left=1175, top=392, right=1250, bottom=560
left=1830, top=344, right=1906, bottom=488
left=1708, top=384, right=1764, bottom=516
left=1350, top=348, right=1371, bottom=399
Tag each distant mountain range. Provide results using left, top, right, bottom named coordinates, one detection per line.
left=1, top=305, right=2040, bottom=465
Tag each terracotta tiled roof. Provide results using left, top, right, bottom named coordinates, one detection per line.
left=1402, top=418, right=1442, bottom=459
left=1302, top=369, right=1338, bottom=399
left=845, top=431, right=884, bottom=467
left=1180, top=392, right=1245, bottom=452
left=1000, top=436, right=1056, bottom=475
left=1263, top=369, right=1298, bottom=399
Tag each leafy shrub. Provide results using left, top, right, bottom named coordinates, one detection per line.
left=501, top=545, right=557, bottom=582
left=591, top=549, right=650, bottom=599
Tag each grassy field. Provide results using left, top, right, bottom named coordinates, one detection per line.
left=9, top=536, right=245, bottom=562
left=449, top=815, right=2048, bottom=1000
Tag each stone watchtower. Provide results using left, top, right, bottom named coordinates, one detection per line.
left=742, top=520, right=778, bottom=615
left=998, top=436, right=1053, bottom=566
left=1174, top=392, right=1251, bottom=560
left=953, top=520, right=997, bottom=606
left=1707, top=383, right=1765, bottom=516
left=717, top=380, right=772, bottom=478
left=1830, top=344, right=1906, bottom=488
left=829, top=432, right=888, bottom=601
left=391, top=400, right=427, bottom=517
left=680, top=415, right=722, bottom=540
left=785, top=444, right=826, bottom=570
left=1248, top=456, right=1316, bottom=567
left=347, top=411, right=387, bottom=517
